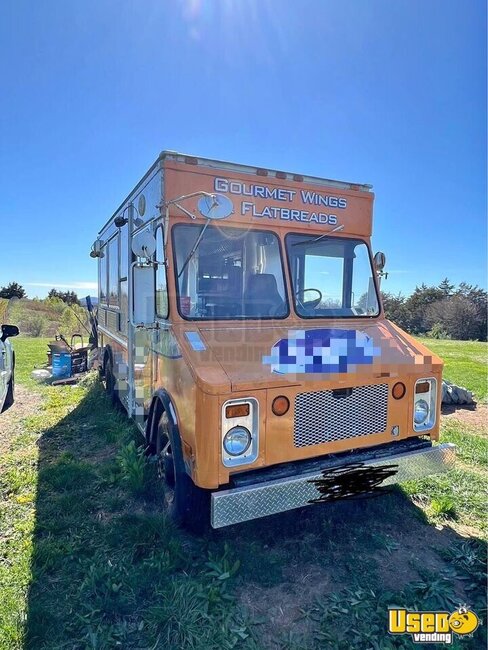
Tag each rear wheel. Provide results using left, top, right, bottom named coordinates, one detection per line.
left=155, top=410, right=210, bottom=533
left=104, top=358, right=120, bottom=407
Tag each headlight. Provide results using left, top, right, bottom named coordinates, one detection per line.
left=413, top=378, right=437, bottom=431
left=222, top=398, right=259, bottom=467
left=414, top=399, right=429, bottom=424
left=223, top=426, right=252, bottom=456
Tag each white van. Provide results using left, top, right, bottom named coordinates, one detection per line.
left=0, top=325, right=19, bottom=413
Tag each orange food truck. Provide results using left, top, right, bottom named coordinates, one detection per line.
left=91, top=151, right=456, bottom=531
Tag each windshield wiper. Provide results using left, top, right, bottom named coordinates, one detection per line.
left=292, top=223, right=345, bottom=246
left=177, top=221, right=211, bottom=279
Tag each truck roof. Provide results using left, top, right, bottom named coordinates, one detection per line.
left=161, top=150, right=373, bottom=193
left=99, top=150, right=373, bottom=237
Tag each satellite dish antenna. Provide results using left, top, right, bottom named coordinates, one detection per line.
left=132, top=229, right=156, bottom=258
left=197, top=194, right=234, bottom=220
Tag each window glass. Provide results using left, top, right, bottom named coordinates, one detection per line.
left=286, top=234, right=379, bottom=318
left=304, top=254, right=344, bottom=308
left=120, top=279, right=128, bottom=333
left=172, top=224, right=288, bottom=320
left=155, top=227, right=168, bottom=318
left=99, top=246, right=108, bottom=304
left=120, top=225, right=128, bottom=279
left=108, top=235, right=119, bottom=307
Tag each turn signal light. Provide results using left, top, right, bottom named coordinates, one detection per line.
left=272, top=396, right=290, bottom=416
left=392, top=382, right=406, bottom=400
left=415, top=381, right=430, bottom=394
left=225, top=403, right=250, bottom=419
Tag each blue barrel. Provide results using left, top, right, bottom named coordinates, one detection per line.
left=52, top=352, right=72, bottom=379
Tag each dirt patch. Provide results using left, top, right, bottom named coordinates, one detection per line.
left=373, top=518, right=462, bottom=591
left=233, top=495, right=473, bottom=647
left=0, top=384, right=43, bottom=454
left=239, top=573, right=330, bottom=641
left=441, top=403, right=488, bottom=434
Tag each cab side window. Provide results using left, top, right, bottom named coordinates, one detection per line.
left=108, top=235, right=119, bottom=307
left=155, top=226, right=168, bottom=319
left=99, top=246, right=108, bottom=304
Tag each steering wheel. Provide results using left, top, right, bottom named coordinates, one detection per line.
left=295, top=288, right=322, bottom=311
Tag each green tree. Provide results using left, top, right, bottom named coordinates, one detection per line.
left=438, top=277, right=454, bottom=296
left=426, top=296, right=479, bottom=341
left=58, top=305, right=89, bottom=340
left=22, top=314, right=47, bottom=337
left=48, top=288, right=80, bottom=305
left=455, top=283, right=487, bottom=341
left=381, top=292, right=411, bottom=330
left=403, top=284, right=445, bottom=334
left=44, top=296, right=66, bottom=314
left=0, top=282, right=26, bottom=299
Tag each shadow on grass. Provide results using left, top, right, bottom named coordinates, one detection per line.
left=24, top=380, right=487, bottom=649
left=441, top=402, right=479, bottom=415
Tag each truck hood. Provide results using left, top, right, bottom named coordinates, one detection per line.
left=195, top=319, right=442, bottom=393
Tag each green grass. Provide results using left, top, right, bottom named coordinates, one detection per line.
left=0, top=337, right=486, bottom=649
left=419, top=337, right=488, bottom=402
left=10, top=337, right=51, bottom=386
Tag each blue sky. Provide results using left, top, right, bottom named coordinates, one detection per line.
left=0, top=0, right=486, bottom=299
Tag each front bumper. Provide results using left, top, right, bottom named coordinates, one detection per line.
left=211, top=442, right=456, bottom=528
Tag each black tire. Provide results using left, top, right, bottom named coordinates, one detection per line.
left=2, top=372, right=14, bottom=413
left=155, top=410, right=210, bottom=533
left=98, top=356, right=105, bottom=379
left=104, top=358, right=120, bottom=408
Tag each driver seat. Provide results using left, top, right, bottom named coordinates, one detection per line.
left=243, top=274, right=285, bottom=317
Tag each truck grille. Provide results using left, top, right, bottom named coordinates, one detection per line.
left=294, top=384, right=389, bottom=448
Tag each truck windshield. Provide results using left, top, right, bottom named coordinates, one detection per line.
left=172, top=224, right=288, bottom=320
left=285, top=234, right=380, bottom=318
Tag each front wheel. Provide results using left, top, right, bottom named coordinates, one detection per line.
left=155, top=411, right=210, bottom=533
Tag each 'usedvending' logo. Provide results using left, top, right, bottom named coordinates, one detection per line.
left=389, top=605, right=480, bottom=644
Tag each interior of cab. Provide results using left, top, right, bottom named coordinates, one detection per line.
left=172, top=224, right=379, bottom=320
left=172, top=224, right=288, bottom=319
left=286, top=233, right=380, bottom=318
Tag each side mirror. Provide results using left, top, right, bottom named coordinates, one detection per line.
left=132, top=264, right=156, bottom=326
left=132, top=229, right=156, bottom=259
left=373, top=251, right=386, bottom=272
left=197, top=193, right=234, bottom=220
left=90, top=239, right=104, bottom=258
left=1, top=324, right=19, bottom=342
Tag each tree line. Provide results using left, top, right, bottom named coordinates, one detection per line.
left=1, top=279, right=486, bottom=341
left=0, top=282, right=80, bottom=305
left=382, top=279, right=487, bottom=341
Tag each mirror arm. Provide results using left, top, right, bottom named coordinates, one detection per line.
left=172, top=202, right=196, bottom=221
left=167, top=191, right=215, bottom=206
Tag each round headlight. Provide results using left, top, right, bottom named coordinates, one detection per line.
left=414, top=399, right=429, bottom=424
left=223, top=426, right=251, bottom=456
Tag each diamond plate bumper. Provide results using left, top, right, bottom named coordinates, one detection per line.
left=211, top=443, right=456, bottom=528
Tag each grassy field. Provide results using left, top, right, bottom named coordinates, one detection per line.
left=419, top=337, right=488, bottom=402
left=0, top=337, right=486, bottom=649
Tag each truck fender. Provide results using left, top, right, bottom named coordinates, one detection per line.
left=147, top=390, right=187, bottom=477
